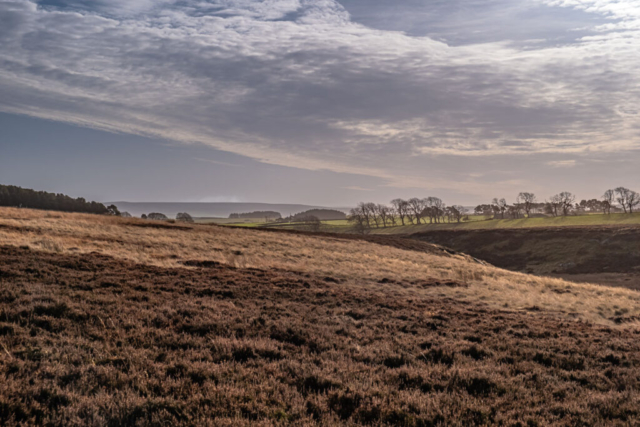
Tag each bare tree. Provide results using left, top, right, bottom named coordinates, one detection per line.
left=628, top=190, right=640, bottom=214
left=363, top=203, right=381, bottom=228
left=448, top=205, right=467, bottom=223
left=353, top=202, right=372, bottom=227
left=388, top=210, right=397, bottom=226
left=615, top=187, right=631, bottom=213
left=444, top=206, right=453, bottom=222
left=421, top=197, right=443, bottom=224
left=408, top=198, right=426, bottom=225
left=602, top=189, right=614, bottom=215
left=546, top=194, right=563, bottom=217
left=492, top=198, right=508, bottom=219
left=376, top=204, right=393, bottom=228
left=614, top=187, right=640, bottom=213
left=517, top=192, right=536, bottom=217
left=549, top=192, right=575, bottom=216
left=391, top=199, right=409, bottom=226
left=348, top=207, right=369, bottom=234
left=405, top=209, right=416, bottom=225
left=425, top=197, right=445, bottom=224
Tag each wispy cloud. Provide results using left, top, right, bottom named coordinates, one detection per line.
left=547, top=160, right=577, bottom=168
left=195, top=158, right=243, bottom=168
left=0, top=0, right=639, bottom=196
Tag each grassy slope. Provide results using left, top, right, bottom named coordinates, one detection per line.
left=4, top=209, right=640, bottom=424
left=407, top=227, right=640, bottom=278
left=370, top=213, right=640, bottom=235
left=1, top=207, right=640, bottom=327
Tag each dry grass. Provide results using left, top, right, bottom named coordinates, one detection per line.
left=1, top=207, right=640, bottom=327
left=2, top=246, right=640, bottom=425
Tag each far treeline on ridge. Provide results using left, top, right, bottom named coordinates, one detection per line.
left=228, top=209, right=347, bottom=222
left=348, top=187, right=640, bottom=232
left=288, top=209, right=346, bottom=221
left=0, top=184, right=120, bottom=216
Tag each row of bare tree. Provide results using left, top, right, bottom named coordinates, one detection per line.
left=476, top=187, right=639, bottom=219
left=348, top=187, right=639, bottom=231
left=348, top=198, right=468, bottom=231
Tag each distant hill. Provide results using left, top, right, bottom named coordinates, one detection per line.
left=109, top=202, right=350, bottom=218
left=290, top=209, right=347, bottom=221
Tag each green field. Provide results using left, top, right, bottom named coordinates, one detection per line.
left=255, top=219, right=352, bottom=232
left=194, top=217, right=268, bottom=226
left=212, top=213, right=640, bottom=234
left=370, top=212, right=640, bottom=234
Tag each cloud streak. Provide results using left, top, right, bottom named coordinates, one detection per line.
left=1, top=0, right=639, bottom=194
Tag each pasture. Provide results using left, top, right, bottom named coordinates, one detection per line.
left=370, top=213, right=640, bottom=234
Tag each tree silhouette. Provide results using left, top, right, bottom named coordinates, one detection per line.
left=176, top=212, right=194, bottom=223
left=0, top=184, right=109, bottom=214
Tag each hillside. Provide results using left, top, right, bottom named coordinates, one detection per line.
left=109, top=202, right=350, bottom=218
left=408, top=226, right=640, bottom=288
left=4, top=208, right=640, bottom=325
left=2, top=208, right=640, bottom=424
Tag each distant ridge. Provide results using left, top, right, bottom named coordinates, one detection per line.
left=109, top=202, right=351, bottom=218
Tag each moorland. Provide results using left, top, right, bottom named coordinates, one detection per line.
left=2, top=208, right=640, bottom=425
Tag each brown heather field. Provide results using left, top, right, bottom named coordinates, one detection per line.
left=2, top=207, right=640, bottom=425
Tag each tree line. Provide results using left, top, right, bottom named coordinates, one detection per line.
left=0, top=184, right=119, bottom=215
left=282, top=209, right=347, bottom=222
left=348, top=198, right=468, bottom=232
left=475, top=187, right=639, bottom=219
left=349, top=187, right=639, bottom=232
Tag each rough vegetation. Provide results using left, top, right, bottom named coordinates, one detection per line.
left=2, top=208, right=640, bottom=326
left=2, top=246, right=640, bottom=425
left=3, top=208, right=640, bottom=424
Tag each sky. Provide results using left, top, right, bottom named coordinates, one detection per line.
left=0, top=0, right=639, bottom=206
